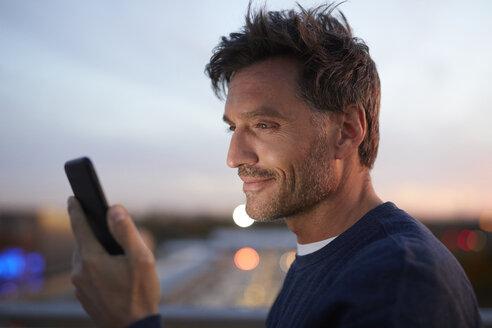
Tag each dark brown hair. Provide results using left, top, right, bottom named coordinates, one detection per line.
left=205, top=3, right=380, bottom=168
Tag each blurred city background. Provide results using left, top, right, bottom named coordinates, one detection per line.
left=1, top=0, right=492, bottom=327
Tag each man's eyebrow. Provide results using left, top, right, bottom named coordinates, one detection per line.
left=222, top=114, right=232, bottom=124
left=223, top=106, right=287, bottom=124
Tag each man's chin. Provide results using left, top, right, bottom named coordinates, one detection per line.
left=252, top=215, right=285, bottom=223
left=245, top=201, right=284, bottom=222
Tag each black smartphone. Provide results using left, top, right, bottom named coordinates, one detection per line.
left=64, top=157, right=124, bottom=255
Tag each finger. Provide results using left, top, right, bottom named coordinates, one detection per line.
left=72, top=247, right=81, bottom=271
left=71, top=247, right=88, bottom=291
left=106, top=205, right=151, bottom=258
left=68, top=196, right=105, bottom=255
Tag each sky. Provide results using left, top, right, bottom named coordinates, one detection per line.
left=0, top=0, right=491, bottom=219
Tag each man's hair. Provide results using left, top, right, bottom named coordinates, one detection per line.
left=205, top=3, right=381, bottom=168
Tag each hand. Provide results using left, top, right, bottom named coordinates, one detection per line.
left=68, top=197, right=161, bottom=328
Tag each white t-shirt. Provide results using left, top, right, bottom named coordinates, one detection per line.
left=297, top=236, right=338, bottom=256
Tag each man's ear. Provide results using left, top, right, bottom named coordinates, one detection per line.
left=335, top=104, right=366, bottom=160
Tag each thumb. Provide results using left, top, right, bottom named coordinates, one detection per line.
left=106, top=205, right=149, bottom=257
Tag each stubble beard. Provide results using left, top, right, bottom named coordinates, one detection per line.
left=241, top=135, right=338, bottom=222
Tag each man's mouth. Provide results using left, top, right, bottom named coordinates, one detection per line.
left=238, top=166, right=276, bottom=192
left=240, top=176, right=275, bottom=192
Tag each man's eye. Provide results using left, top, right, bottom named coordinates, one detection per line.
left=227, top=126, right=236, bottom=132
left=256, top=123, right=270, bottom=129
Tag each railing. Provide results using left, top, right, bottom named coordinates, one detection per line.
left=0, top=303, right=267, bottom=328
left=0, top=303, right=491, bottom=328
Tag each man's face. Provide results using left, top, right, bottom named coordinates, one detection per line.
left=223, top=57, right=340, bottom=221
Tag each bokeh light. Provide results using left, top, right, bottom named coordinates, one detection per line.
left=479, top=210, right=492, bottom=232
left=472, top=230, right=487, bottom=252
left=458, top=230, right=473, bottom=251
left=0, top=247, right=46, bottom=299
left=233, top=204, right=254, bottom=228
left=26, top=252, right=46, bottom=275
left=279, top=250, right=297, bottom=273
left=234, top=247, right=259, bottom=271
left=441, top=229, right=488, bottom=252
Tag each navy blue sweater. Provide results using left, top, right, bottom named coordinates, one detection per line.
left=267, top=202, right=482, bottom=327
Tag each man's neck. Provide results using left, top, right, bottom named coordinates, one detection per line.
left=285, top=165, right=382, bottom=244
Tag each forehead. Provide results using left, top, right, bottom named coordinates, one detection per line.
left=224, top=57, right=311, bottom=121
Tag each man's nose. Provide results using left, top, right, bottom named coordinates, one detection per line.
left=226, top=129, right=258, bottom=168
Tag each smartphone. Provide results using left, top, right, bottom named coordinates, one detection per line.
left=64, top=157, right=124, bottom=255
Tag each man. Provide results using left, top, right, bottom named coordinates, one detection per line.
left=68, top=4, right=482, bottom=328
